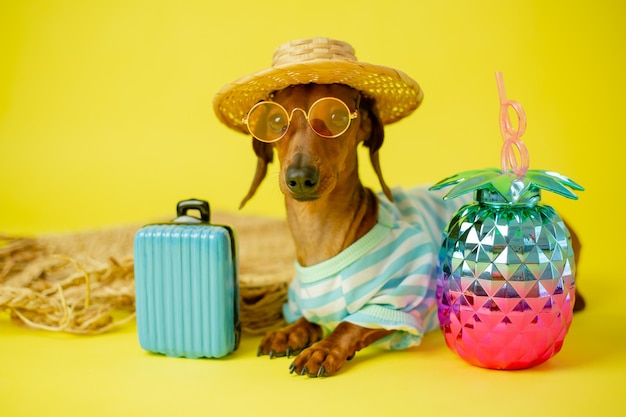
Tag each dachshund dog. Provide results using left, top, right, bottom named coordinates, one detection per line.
left=239, top=83, right=584, bottom=377
left=242, top=83, right=396, bottom=377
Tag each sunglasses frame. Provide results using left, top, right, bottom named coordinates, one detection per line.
left=243, top=96, right=359, bottom=143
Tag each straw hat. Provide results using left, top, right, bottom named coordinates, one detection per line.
left=213, top=37, right=423, bottom=134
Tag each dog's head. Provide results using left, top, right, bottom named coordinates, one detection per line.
left=239, top=84, right=392, bottom=208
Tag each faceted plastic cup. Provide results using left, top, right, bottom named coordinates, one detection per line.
left=437, top=188, right=576, bottom=370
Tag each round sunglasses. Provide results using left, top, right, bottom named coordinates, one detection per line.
left=243, top=96, right=359, bottom=143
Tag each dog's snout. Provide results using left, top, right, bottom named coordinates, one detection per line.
left=286, top=165, right=319, bottom=192
left=285, top=153, right=319, bottom=198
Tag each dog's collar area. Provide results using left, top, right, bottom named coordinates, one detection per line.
left=294, top=199, right=395, bottom=282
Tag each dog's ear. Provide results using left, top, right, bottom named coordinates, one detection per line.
left=239, top=139, right=274, bottom=209
left=361, top=98, right=393, bottom=202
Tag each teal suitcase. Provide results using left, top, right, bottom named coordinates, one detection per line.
left=134, top=199, right=240, bottom=358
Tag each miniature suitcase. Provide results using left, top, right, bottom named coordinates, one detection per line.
left=134, top=199, right=240, bottom=358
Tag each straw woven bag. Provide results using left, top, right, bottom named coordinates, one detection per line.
left=0, top=212, right=294, bottom=335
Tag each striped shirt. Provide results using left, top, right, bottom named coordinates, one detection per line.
left=283, top=185, right=470, bottom=349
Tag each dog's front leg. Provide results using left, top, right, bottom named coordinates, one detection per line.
left=289, top=321, right=394, bottom=377
left=258, top=317, right=323, bottom=359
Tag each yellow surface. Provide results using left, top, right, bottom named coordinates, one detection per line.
left=2, top=294, right=625, bottom=417
left=2, top=1, right=626, bottom=416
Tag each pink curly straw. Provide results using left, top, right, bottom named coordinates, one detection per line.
left=496, top=72, right=530, bottom=177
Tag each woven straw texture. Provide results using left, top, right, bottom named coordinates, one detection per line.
left=0, top=212, right=294, bottom=335
left=213, top=37, right=423, bottom=134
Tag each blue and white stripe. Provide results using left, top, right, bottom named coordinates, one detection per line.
left=283, top=185, right=471, bottom=349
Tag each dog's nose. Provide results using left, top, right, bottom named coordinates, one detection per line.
left=286, top=165, right=319, bottom=194
left=286, top=154, right=319, bottom=196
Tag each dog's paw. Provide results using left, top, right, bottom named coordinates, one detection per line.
left=288, top=339, right=352, bottom=377
left=257, top=318, right=322, bottom=359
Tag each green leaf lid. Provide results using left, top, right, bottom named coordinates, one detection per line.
left=430, top=72, right=584, bottom=205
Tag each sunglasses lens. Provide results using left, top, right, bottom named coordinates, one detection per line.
left=246, top=102, right=288, bottom=142
left=309, top=98, right=352, bottom=137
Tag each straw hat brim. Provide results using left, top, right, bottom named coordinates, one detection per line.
left=213, top=58, right=423, bottom=135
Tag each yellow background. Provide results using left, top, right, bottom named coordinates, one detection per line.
left=1, top=1, right=625, bottom=416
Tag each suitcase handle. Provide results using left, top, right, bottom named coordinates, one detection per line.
left=174, top=199, right=211, bottom=224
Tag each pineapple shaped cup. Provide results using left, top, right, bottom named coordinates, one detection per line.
left=430, top=73, right=584, bottom=370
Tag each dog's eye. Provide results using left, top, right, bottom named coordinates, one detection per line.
left=328, top=108, right=350, bottom=128
left=267, top=112, right=287, bottom=133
